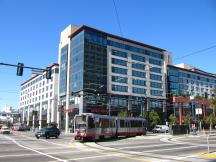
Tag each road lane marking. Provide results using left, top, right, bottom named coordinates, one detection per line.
left=0, top=153, right=39, bottom=158
left=196, top=153, right=216, bottom=159
left=67, top=154, right=120, bottom=160
left=119, top=143, right=181, bottom=149
left=3, top=136, right=67, bottom=162
left=16, top=134, right=73, bottom=148
left=142, top=145, right=201, bottom=153
left=95, top=149, right=150, bottom=162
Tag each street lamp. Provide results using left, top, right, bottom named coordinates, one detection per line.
left=190, top=95, right=195, bottom=121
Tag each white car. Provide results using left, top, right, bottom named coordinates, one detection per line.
left=0, top=126, right=10, bottom=134
left=152, top=125, right=169, bottom=133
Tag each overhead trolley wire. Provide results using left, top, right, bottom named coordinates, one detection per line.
left=173, top=44, right=216, bottom=61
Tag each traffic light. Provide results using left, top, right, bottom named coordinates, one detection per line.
left=46, top=67, right=52, bottom=79
left=204, top=92, right=208, bottom=99
left=16, top=63, right=24, bottom=76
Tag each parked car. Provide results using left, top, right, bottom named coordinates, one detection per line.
left=0, top=126, right=10, bottom=134
left=152, top=125, right=169, bottom=133
left=35, top=127, right=60, bottom=139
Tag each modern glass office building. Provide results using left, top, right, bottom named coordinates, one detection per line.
left=58, top=25, right=171, bottom=132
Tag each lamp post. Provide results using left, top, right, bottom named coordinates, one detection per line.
left=190, top=95, right=195, bottom=122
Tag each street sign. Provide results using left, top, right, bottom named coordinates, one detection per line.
left=195, top=108, right=202, bottom=115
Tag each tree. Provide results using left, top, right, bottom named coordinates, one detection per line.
left=48, top=122, right=58, bottom=128
left=210, top=88, right=216, bottom=116
left=205, top=113, right=216, bottom=131
left=183, top=113, right=191, bottom=126
left=169, top=114, right=177, bottom=125
left=148, top=111, right=160, bottom=128
left=195, top=95, right=205, bottom=100
left=118, top=110, right=129, bottom=117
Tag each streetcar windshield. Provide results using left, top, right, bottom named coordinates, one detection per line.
left=75, top=116, right=87, bottom=129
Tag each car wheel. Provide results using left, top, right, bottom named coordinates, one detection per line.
left=56, top=135, right=59, bottom=138
left=36, top=136, right=40, bottom=139
left=46, top=134, right=49, bottom=139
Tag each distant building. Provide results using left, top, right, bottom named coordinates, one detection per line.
left=19, top=64, right=59, bottom=129
left=58, top=24, right=172, bottom=132
left=3, top=105, right=13, bottom=113
left=167, top=63, right=216, bottom=117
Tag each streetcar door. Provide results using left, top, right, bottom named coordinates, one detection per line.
left=95, top=117, right=100, bottom=140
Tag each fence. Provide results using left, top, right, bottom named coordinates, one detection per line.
left=207, top=130, right=216, bottom=153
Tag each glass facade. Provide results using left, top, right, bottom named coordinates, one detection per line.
left=70, top=31, right=84, bottom=93
left=59, top=45, right=68, bottom=96
left=107, top=40, right=163, bottom=59
left=167, top=66, right=216, bottom=96
left=83, top=29, right=107, bottom=93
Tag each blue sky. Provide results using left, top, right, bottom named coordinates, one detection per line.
left=0, top=0, right=215, bottom=111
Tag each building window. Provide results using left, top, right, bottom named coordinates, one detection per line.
left=131, top=54, right=145, bottom=62
left=150, top=90, right=163, bottom=96
left=150, top=82, right=162, bottom=88
left=132, top=63, right=145, bottom=70
left=132, top=79, right=146, bottom=86
left=112, top=67, right=127, bottom=75
left=50, top=92, right=52, bottom=97
left=150, top=67, right=161, bottom=73
left=112, top=58, right=127, bottom=66
left=132, top=87, right=146, bottom=94
left=112, top=85, right=128, bottom=92
left=132, top=70, right=146, bottom=78
left=149, top=58, right=162, bottom=66
left=46, top=86, right=48, bottom=91
left=50, top=85, right=53, bottom=89
left=112, top=50, right=127, bottom=58
left=150, top=74, right=162, bottom=81
left=112, top=76, right=128, bottom=83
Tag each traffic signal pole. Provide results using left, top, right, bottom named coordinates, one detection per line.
left=0, top=62, right=51, bottom=79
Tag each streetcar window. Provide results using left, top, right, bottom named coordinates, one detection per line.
left=120, top=120, right=125, bottom=127
left=75, top=116, right=87, bottom=129
left=88, top=117, right=95, bottom=128
left=131, top=120, right=142, bottom=127
left=100, top=118, right=109, bottom=128
left=110, top=119, right=115, bottom=128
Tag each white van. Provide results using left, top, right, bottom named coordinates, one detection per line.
left=152, top=125, right=169, bottom=133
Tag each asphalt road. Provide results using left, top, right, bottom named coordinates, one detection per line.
left=0, top=131, right=215, bottom=162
